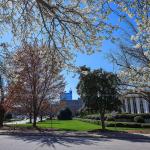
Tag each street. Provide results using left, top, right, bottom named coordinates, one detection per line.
left=0, top=134, right=150, bottom=150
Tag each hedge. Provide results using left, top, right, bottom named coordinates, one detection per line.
left=76, top=118, right=101, bottom=125
left=76, top=118, right=150, bottom=128
left=106, top=122, right=141, bottom=128
left=134, top=116, right=145, bottom=123
left=82, top=113, right=150, bottom=123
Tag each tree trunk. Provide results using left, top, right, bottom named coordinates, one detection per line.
left=100, top=113, right=105, bottom=130
left=0, top=76, right=5, bottom=127
left=0, top=113, right=4, bottom=127
left=0, top=104, right=5, bottom=127
left=33, top=113, right=37, bottom=127
left=40, top=115, right=43, bottom=122
left=29, top=113, right=32, bottom=123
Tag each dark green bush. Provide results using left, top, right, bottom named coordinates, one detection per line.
left=134, top=116, right=145, bottom=123
left=106, top=122, right=141, bottom=128
left=139, top=114, right=150, bottom=119
left=75, top=118, right=101, bottom=125
left=141, top=124, right=150, bottom=128
left=4, top=113, right=12, bottom=120
left=76, top=118, right=142, bottom=128
left=106, top=116, right=115, bottom=121
left=115, top=114, right=135, bottom=120
left=57, top=107, right=72, bottom=120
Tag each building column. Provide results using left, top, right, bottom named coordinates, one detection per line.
left=148, top=102, right=150, bottom=113
left=143, top=99, right=149, bottom=113
left=125, top=99, right=128, bottom=113
left=130, top=99, right=134, bottom=114
left=136, top=98, right=141, bottom=114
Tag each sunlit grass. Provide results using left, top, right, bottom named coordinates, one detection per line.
left=11, top=119, right=150, bottom=132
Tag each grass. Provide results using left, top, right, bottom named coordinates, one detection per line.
left=14, top=120, right=101, bottom=131
left=10, top=119, right=150, bottom=132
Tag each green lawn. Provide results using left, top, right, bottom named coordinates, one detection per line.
left=15, top=120, right=100, bottom=131
left=11, top=119, right=150, bottom=132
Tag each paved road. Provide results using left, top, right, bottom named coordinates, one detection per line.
left=0, top=134, right=150, bottom=150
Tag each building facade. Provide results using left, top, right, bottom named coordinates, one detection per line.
left=60, top=90, right=83, bottom=115
left=122, top=93, right=150, bottom=114
left=60, top=99, right=83, bottom=115
left=60, top=90, right=72, bottom=100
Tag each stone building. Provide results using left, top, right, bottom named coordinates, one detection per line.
left=60, top=90, right=83, bottom=115
left=60, top=90, right=72, bottom=101
left=121, top=92, right=150, bottom=114
left=60, top=99, right=83, bottom=115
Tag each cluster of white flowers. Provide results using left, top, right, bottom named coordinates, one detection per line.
left=119, top=66, right=150, bottom=91
left=123, top=1, right=149, bottom=51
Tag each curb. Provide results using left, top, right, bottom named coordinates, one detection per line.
left=0, top=131, right=150, bottom=140
left=0, top=132, right=105, bottom=138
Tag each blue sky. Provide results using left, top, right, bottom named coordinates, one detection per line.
left=1, top=32, right=117, bottom=100
left=1, top=5, right=133, bottom=100
left=64, top=40, right=118, bottom=99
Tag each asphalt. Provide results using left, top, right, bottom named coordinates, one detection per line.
left=0, top=129, right=150, bottom=140
left=0, top=134, right=150, bottom=150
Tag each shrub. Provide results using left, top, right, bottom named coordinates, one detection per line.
left=141, top=123, right=150, bottom=128
left=106, top=122, right=141, bottom=128
left=75, top=118, right=101, bottom=125
left=106, top=116, right=115, bottom=121
left=115, top=114, right=135, bottom=121
left=134, top=116, right=145, bottom=123
left=57, top=108, right=72, bottom=120
left=4, top=113, right=12, bottom=120
left=76, top=118, right=142, bottom=128
left=140, top=114, right=150, bottom=119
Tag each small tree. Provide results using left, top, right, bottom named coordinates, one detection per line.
left=77, top=66, right=122, bottom=130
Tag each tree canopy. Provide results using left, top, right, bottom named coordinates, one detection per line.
left=77, top=66, right=121, bottom=129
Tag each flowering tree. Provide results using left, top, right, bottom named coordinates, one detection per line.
left=118, top=67, right=150, bottom=103
left=0, top=0, right=112, bottom=57
left=7, top=41, right=65, bottom=127
left=106, top=1, right=150, bottom=97
left=0, top=1, right=148, bottom=70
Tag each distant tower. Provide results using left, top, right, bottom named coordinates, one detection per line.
left=69, top=89, right=72, bottom=100
left=60, top=89, right=72, bottom=100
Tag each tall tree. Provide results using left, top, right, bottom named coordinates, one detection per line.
left=7, top=41, right=65, bottom=127
left=77, top=66, right=121, bottom=130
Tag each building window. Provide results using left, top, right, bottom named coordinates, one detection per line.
left=132, top=98, right=137, bottom=114
left=140, top=100, right=144, bottom=113
left=127, top=98, right=131, bottom=113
